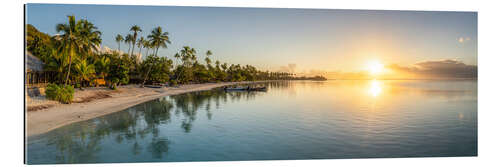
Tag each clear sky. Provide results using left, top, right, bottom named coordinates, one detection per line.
left=26, top=4, right=477, bottom=78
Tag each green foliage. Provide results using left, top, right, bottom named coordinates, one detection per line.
left=74, top=58, right=96, bottom=87
left=140, top=55, right=173, bottom=84
left=55, top=15, right=102, bottom=85
left=106, top=53, right=131, bottom=86
left=27, top=18, right=318, bottom=91
left=46, top=84, right=74, bottom=104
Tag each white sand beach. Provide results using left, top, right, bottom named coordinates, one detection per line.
left=26, top=82, right=264, bottom=137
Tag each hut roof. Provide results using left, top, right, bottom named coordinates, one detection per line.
left=26, top=52, right=44, bottom=72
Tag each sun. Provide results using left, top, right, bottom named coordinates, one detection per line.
left=367, top=60, right=384, bottom=75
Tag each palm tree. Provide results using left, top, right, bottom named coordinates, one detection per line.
left=125, top=34, right=133, bottom=55
left=205, top=50, right=213, bottom=65
left=136, top=36, right=146, bottom=61
left=55, top=15, right=83, bottom=86
left=130, top=25, right=142, bottom=56
left=147, top=26, right=171, bottom=57
left=142, top=26, right=171, bottom=87
left=77, top=19, right=102, bottom=60
left=74, top=58, right=96, bottom=88
left=45, top=46, right=66, bottom=84
left=95, top=55, right=110, bottom=79
left=115, top=34, right=123, bottom=52
left=144, top=40, right=151, bottom=57
left=179, top=46, right=197, bottom=66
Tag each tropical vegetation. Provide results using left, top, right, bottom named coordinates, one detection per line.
left=26, top=15, right=320, bottom=99
left=45, top=83, right=74, bottom=104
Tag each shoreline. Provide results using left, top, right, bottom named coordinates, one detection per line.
left=26, top=81, right=270, bottom=138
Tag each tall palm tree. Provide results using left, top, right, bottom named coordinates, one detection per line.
left=136, top=36, right=146, bottom=61
left=125, top=34, right=133, bottom=55
left=179, top=46, right=197, bottom=66
left=56, top=15, right=83, bottom=86
left=144, top=40, right=151, bottom=57
left=77, top=19, right=102, bottom=60
left=147, top=26, right=171, bottom=57
left=142, top=26, right=171, bottom=87
left=130, top=25, right=142, bottom=56
left=115, top=34, right=123, bottom=52
left=205, top=50, right=213, bottom=65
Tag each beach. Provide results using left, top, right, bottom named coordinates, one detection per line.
left=26, top=81, right=264, bottom=137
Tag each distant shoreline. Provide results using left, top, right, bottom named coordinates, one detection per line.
left=325, top=78, right=477, bottom=81
left=26, top=81, right=273, bottom=138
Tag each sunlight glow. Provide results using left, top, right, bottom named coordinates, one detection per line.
left=369, top=80, right=382, bottom=97
left=368, top=60, right=384, bottom=75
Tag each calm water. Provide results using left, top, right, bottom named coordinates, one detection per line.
left=27, top=80, right=477, bottom=164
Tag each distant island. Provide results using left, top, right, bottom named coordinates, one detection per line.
left=291, top=75, right=328, bottom=81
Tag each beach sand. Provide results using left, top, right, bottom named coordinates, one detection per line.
left=26, top=81, right=264, bottom=137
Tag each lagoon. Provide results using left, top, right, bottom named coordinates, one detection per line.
left=27, top=80, right=477, bottom=164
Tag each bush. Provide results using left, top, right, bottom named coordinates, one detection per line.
left=46, top=84, right=74, bottom=104
left=170, top=80, right=178, bottom=87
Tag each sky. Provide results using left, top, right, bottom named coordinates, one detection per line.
left=26, top=4, right=477, bottom=79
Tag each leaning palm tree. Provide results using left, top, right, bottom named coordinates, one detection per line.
left=130, top=25, right=142, bottom=56
left=115, top=34, right=123, bottom=52
left=55, top=15, right=83, bottom=86
left=142, top=26, right=171, bottom=87
left=125, top=34, right=133, bottom=55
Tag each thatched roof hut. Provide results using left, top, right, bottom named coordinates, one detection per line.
left=26, top=52, right=54, bottom=88
left=26, top=52, right=44, bottom=72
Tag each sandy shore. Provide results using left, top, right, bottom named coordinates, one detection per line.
left=26, top=81, right=265, bottom=137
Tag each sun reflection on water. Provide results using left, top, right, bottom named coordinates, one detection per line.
left=369, top=80, right=382, bottom=97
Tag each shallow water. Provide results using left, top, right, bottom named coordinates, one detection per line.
left=26, top=80, right=477, bottom=164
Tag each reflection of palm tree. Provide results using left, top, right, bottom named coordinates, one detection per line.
left=47, top=123, right=102, bottom=163
left=35, top=86, right=278, bottom=163
left=181, top=120, right=193, bottom=133
left=205, top=103, right=212, bottom=120
left=147, top=138, right=170, bottom=159
left=132, top=142, right=141, bottom=155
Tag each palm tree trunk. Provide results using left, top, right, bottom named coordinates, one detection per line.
left=64, top=49, right=73, bottom=86
left=127, top=43, right=131, bottom=55
left=141, top=62, right=153, bottom=87
left=118, top=42, right=121, bottom=52
left=131, top=41, right=136, bottom=57
left=141, top=46, right=160, bottom=87
left=138, top=46, right=142, bottom=61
